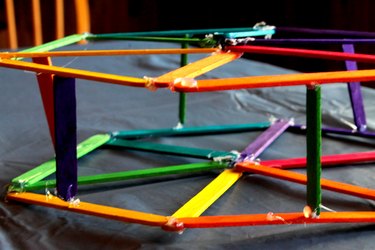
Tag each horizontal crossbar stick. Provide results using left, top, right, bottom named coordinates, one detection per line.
left=22, top=162, right=227, bottom=191
left=87, top=27, right=273, bottom=38
left=10, top=134, right=111, bottom=189
left=174, top=68, right=375, bottom=92
left=107, top=138, right=235, bottom=160
left=262, top=150, right=375, bottom=169
left=6, top=192, right=168, bottom=227
left=290, top=124, right=375, bottom=138
left=251, top=38, right=375, bottom=45
left=0, top=48, right=218, bottom=59
left=155, top=51, right=242, bottom=87
left=236, top=162, right=375, bottom=200
left=179, top=211, right=375, bottom=228
left=277, top=26, right=375, bottom=37
left=226, top=45, right=375, bottom=63
left=113, top=122, right=270, bottom=139
left=0, top=59, right=157, bottom=88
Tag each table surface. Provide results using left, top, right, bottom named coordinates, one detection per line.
left=1, top=41, right=374, bottom=250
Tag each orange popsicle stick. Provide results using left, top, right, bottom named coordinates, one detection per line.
left=6, top=192, right=168, bottom=227
left=0, top=48, right=218, bottom=59
left=236, top=162, right=375, bottom=200
left=174, top=69, right=375, bottom=92
left=179, top=211, right=375, bottom=228
left=0, top=58, right=149, bottom=88
left=154, top=51, right=242, bottom=87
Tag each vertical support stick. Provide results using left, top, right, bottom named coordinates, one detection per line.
left=306, top=84, right=322, bottom=216
left=342, top=44, right=367, bottom=132
left=55, top=0, right=65, bottom=39
left=54, top=76, right=77, bottom=201
left=33, top=57, right=56, bottom=146
left=31, top=0, right=43, bottom=45
left=5, top=0, right=18, bottom=49
left=179, top=34, right=189, bottom=125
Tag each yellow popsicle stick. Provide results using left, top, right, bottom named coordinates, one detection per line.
left=0, top=58, right=149, bottom=88
left=154, top=51, right=242, bottom=87
left=174, top=68, right=375, bottom=92
left=0, top=48, right=219, bottom=59
left=172, top=169, right=242, bottom=218
left=6, top=192, right=168, bottom=227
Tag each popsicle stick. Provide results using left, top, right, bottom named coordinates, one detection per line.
left=113, top=122, right=270, bottom=139
left=226, top=45, right=375, bottom=64
left=262, top=150, right=375, bottom=169
left=5, top=0, right=17, bottom=49
left=179, top=211, right=375, bottom=228
left=306, top=85, right=322, bottom=215
left=23, top=162, right=227, bottom=191
left=10, top=134, right=111, bottom=190
left=343, top=44, right=367, bottom=132
left=236, top=162, right=375, bottom=200
left=277, top=26, right=375, bottom=37
left=0, top=48, right=218, bottom=59
left=154, top=51, right=242, bottom=87
left=174, top=68, right=375, bottom=92
left=237, top=119, right=291, bottom=162
left=251, top=38, right=375, bottom=45
left=0, top=59, right=149, bottom=88
left=87, top=27, right=274, bottom=39
left=290, top=124, right=375, bottom=137
left=6, top=192, right=168, bottom=227
left=54, top=76, right=77, bottom=201
left=32, top=57, right=56, bottom=145
left=55, top=0, right=64, bottom=39
left=179, top=34, right=189, bottom=125
left=32, top=0, right=43, bottom=45
left=107, top=139, right=236, bottom=160
left=172, top=169, right=242, bottom=218
left=19, top=34, right=87, bottom=54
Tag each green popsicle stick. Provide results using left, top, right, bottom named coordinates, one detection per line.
left=179, top=34, right=189, bottom=125
left=19, top=34, right=87, bottom=54
left=11, top=134, right=111, bottom=189
left=22, top=161, right=227, bottom=191
left=306, top=84, right=322, bottom=216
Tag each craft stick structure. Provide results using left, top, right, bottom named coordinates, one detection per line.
left=3, top=24, right=375, bottom=233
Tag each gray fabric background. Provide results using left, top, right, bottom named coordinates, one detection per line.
left=1, top=41, right=374, bottom=249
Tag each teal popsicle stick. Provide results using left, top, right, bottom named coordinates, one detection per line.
left=112, top=122, right=271, bottom=139
left=10, top=134, right=111, bottom=190
left=306, top=84, right=322, bottom=216
left=107, top=138, right=236, bottom=160
left=86, top=27, right=274, bottom=39
left=22, top=161, right=227, bottom=191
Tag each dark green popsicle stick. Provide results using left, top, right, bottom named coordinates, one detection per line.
left=112, top=122, right=271, bottom=139
left=107, top=138, right=236, bottom=160
left=306, top=84, right=322, bottom=216
left=22, top=161, right=227, bottom=191
left=179, top=34, right=189, bottom=125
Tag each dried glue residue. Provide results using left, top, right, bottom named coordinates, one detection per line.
left=266, top=212, right=290, bottom=224
left=163, top=216, right=185, bottom=234
left=173, top=78, right=197, bottom=88
left=143, top=76, right=157, bottom=91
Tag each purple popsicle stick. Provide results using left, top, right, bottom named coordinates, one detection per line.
left=342, top=44, right=367, bottom=132
left=277, top=27, right=375, bottom=38
left=236, top=119, right=291, bottom=162
left=54, top=76, right=77, bottom=201
left=290, top=124, right=375, bottom=138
